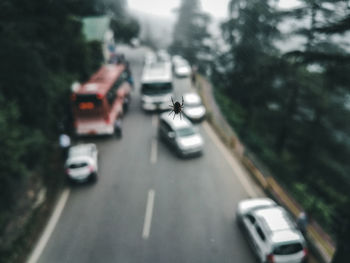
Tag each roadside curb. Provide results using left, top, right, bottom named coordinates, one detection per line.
left=195, top=74, right=335, bottom=263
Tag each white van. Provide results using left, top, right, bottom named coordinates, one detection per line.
left=140, top=61, right=173, bottom=111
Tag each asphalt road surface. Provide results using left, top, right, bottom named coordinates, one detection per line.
left=34, top=46, right=264, bottom=263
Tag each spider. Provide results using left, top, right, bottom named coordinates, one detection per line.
left=169, top=96, right=184, bottom=120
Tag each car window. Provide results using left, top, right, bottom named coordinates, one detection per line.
left=246, top=214, right=256, bottom=224
left=187, top=101, right=201, bottom=107
left=255, top=225, right=266, bottom=241
left=273, top=243, right=303, bottom=255
left=176, top=127, right=195, bottom=137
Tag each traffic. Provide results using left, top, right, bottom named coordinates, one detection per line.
left=55, top=48, right=309, bottom=263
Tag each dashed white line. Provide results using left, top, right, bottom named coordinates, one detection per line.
left=150, top=139, right=158, bottom=164
left=142, top=189, right=155, bottom=240
left=151, top=114, right=158, bottom=127
left=202, top=122, right=258, bottom=198
left=27, top=188, right=70, bottom=263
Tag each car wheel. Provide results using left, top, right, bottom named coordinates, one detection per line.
left=66, top=177, right=75, bottom=186
left=90, top=173, right=98, bottom=183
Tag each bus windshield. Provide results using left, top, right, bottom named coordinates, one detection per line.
left=141, top=82, right=172, bottom=95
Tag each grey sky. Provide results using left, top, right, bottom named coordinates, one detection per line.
left=127, top=0, right=301, bottom=19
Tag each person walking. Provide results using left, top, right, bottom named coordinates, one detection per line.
left=297, top=211, right=308, bottom=236
left=191, top=65, right=198, bottom=87
left=59, top=133, right=71, bottom=160
left=114, top=118, right=123, bottom=138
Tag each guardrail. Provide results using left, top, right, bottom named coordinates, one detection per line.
left=195, top=74, right=335, bottom=263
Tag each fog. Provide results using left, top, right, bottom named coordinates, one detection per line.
left=127, top=0, right=301, bottom=19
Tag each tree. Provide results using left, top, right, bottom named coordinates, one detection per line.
left=111, top=16, right=140, bottom=44
left=169, top=0, right=211, bottom=68
left=214, top=0, right=350, bottom=246
left=220, top=0, right=282, bottom=131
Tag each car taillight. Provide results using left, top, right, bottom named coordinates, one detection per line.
left=303, top=248, right=308, bottom=257
left=266, top=253, right=274, bottom=263
left=89, top=165, right=94, bottom=173
left=65, top=168, right=70, bottom=174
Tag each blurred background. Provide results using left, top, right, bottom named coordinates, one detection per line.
left=0, top=0, right=349, bottom=262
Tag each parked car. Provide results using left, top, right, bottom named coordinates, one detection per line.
left=236, top=198, right=308, bottom=263
left=173, top=58, right=191, bottom=78
left=158, top=112, right=204, bottom=157
left=183, top=92, right=206, bottom=122
left=65, top=144, right=98, bottom=183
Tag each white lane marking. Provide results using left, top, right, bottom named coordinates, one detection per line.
left=150, top=139, right=158, bottom=164
left=151, top=114, right=158, bottom=127
left=142, top=189, right=155, bottom=240
left=202, top=122, right=258, bottom=198
left=27, top=188, right=70, bottom=263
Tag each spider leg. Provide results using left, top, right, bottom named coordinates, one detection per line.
left=168, top=110, right=174, bottom=116
left=180, top=111, right=183, bottom=120
left=181, top=96, right=184, bottom=106
left=173, top=112, right=176, bottom=120
left=171, top=97, right=175, bottom=106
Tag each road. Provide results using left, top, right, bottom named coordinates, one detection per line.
left=33, top=46, right=264, bottom=263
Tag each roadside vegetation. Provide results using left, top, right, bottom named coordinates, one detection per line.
left=0, top=0, right=139, bottom=261
left=171, top=0, right=350, bottom=261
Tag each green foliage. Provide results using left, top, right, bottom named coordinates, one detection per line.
left=169, top=0, right=211, bottom=68
left=0, top=97, right=27, bottom=210
left=111, top=16, right=140, bottom=44
left=213, top=0, right=350, bottom=246
left=0, top=0, right=115, bottom=230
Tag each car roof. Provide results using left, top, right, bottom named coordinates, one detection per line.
left=254, top=206, right=296, bottom=233
left=160, top=112, right=192, bottom=130
left=174, top=59, right=190, bottom=66
left=271, top=229, right=304, bottom=244
left=184, top=93, right=201, bottom=104
left=68, top=144, right=96, bottom=158
left=238, top=198, right=276, bottom=213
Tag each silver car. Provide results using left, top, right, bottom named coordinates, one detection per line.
left=158, top=112, right=204, bottom=157
left=183, top=93, right=206, bottom=122
left=236, top=198, right=308, bottom=263
left=173, top=59, right=191, bottom=78
left=65, top=144, right=98, bottom=183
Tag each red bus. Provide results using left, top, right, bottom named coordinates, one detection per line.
left=71, top=64, right=131, bottom=136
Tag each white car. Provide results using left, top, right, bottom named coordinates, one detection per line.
left=158, top=112, right=204, bottom=157
left=144, top=52, right=157, bottom=66
left=65, top=144, right=98, bottom=183
left=183, top=93, right=206, bottom=122
left=236, top=198, right=308, bottom=263
left=173, top=59, right=191, bottom=77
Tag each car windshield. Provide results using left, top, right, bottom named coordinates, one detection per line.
left=186, top=101, right=201, bottom=107
left=176, top=127, right=195, bottom=137
left=68, top=162, right=88, bottom=169
left=69, top=147, right=91, bottom=157
left=273, top=243, right=303, bottom=255
left=177, top=61, right=189, bottom=67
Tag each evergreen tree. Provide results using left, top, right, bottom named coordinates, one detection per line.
left=169, top=0, right=211, bottom=69
left=220, top=0, right=282, bottom=132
